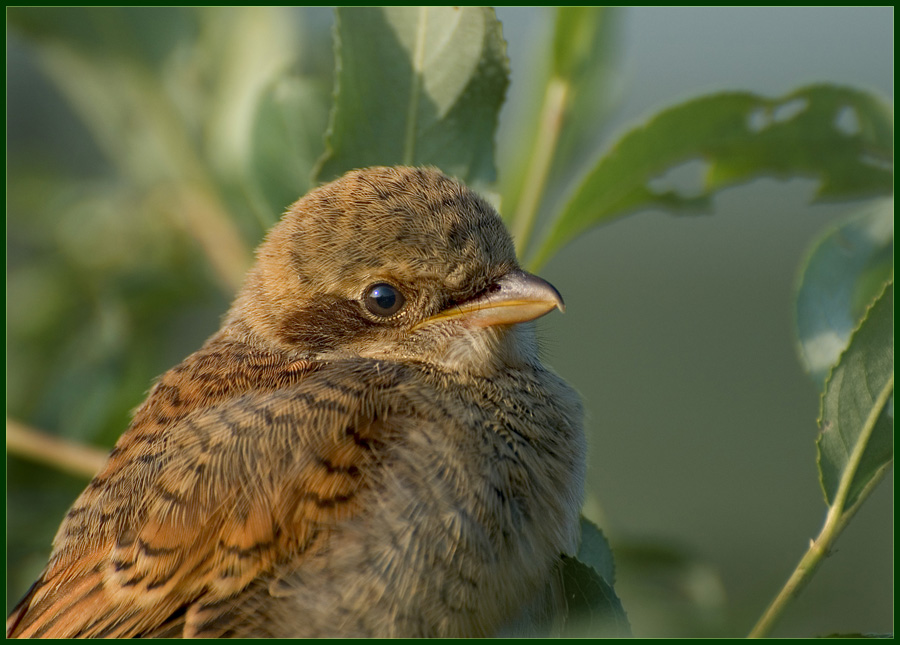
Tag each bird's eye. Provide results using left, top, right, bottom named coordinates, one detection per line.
left=364, top=283, right=406, bottom=317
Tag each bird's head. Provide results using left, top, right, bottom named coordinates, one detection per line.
left=228, top=166, right=564, bottom=375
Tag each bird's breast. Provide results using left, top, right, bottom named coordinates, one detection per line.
left=271, top=362, right=585, bottom=637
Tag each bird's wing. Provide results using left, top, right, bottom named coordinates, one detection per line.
left=7, top=362, right=403, bottom=638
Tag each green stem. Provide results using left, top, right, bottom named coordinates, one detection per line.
left=511, top=76, right=569, bottom=261
left=748, top=375, right=894, bottom=638
left=403, top=7, right=429, bottom=165
left=748, top=508, right=842, bottom=638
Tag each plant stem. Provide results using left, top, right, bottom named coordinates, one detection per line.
left=748, top=375, right=894, bottom=638
left=403, top=6, right=428, bottom=166
left=511, top=76, right=569, bottom=261
left=6, top=419, right=107, bottom=480
left=748, top=509, right=838, bottom=638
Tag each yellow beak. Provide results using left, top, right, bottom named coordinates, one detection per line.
left=414, top=270, right=565, bottom=330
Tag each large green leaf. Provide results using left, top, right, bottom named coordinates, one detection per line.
left=795, top=200, right=894, bottom=389
left=817, top=281, right=893, bottom=509
left=530, top=84, right=894, bottom=269
left=314, top=7, right=509, bottom=186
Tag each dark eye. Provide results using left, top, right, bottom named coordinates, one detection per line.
left=364, top=283, right=406, bottom=317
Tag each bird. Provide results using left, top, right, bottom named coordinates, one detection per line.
left=7, top=166, right=585, bottom=638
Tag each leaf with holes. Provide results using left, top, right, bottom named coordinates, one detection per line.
left=529, top=84, right=893, bottom=269
left=314, top=6, right=509, bottom=187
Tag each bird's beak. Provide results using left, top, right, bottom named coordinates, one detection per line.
left=414, top=270, right=565, bottom=330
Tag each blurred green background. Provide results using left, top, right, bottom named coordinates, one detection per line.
left=6, top=7, right=893, bottom=637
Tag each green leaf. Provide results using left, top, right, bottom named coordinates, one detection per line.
left=817, top=281, right=893, bottom=509
left=246, top=76, right=331, bottom=227
left=796, top=200, right=894, bottom=388
left=314, top=7, right=509, bottom=186
left=575, top=515, right=616, bottom=586
left=530, top=84, right=894, bottom=269
left=559, top=555, right=631, bottom=637
left=553, top=516, right=629, bottom=636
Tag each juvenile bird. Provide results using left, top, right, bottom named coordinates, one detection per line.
left=7, top=166, right=585, bottom=638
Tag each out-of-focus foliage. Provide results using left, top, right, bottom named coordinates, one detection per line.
left=795, top=200, right=893, bottom=388
left=7, top=6, right=333, bottom=606
left=610, top=541, right=727, bottom=638
left=500, top=7, right=622, bottom=246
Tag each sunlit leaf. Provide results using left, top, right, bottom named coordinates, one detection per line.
left=817, top=281, right=893, bottom=509
left=193, top=7, right=300, bottom=187
left=314, top=6, right=509, bottom=186
left=796, top=200, right=893, bottom=388
left=531, top=84, right=893, bottom=269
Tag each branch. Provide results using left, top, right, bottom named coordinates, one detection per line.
left=6, top=419, right=107, bottom=480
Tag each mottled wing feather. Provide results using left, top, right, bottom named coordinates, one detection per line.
left=7, top=365, right=395, bottom=638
